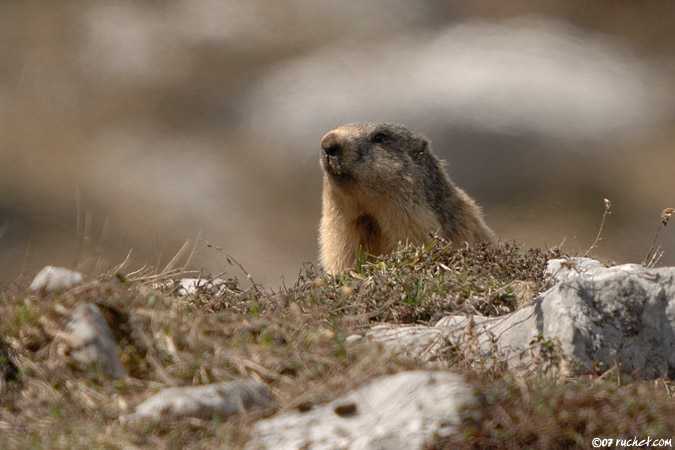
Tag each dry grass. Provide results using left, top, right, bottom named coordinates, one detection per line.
left=0, top=240, right=673, bottom=449
left=434, top=374, right=675, bottom=449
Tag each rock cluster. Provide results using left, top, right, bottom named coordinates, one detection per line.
left=366, top=258, right=675, bottom=379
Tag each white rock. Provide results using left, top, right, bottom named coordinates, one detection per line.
left=534, top=258, right=675, bottom=377
left=175, top=277, right=229, bottom=296
left=124, top=379, right=273, bottom=423
left=29, top=266, right=84, bottom=294
left=367, top=258, right=675, bottom=378
left=344, top=334, right=362, bottom=344
left=65, top=302, right=125, bottom=378
left=245, top=371, right=472, bottom=450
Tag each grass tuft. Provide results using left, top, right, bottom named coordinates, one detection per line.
left=0, top=239, right=672, bottom=449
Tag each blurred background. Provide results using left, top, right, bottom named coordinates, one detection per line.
left=1, top=1, right=674, bottom=287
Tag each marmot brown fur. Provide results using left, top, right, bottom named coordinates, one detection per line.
left=319, top=123, right=495, bottom=274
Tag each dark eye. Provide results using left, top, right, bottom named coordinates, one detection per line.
left=372, top=133, right=387, bottom=143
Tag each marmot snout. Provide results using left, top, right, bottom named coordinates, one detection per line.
left=319, top=123, right=495, bottom=274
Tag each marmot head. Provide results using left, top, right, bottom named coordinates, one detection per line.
left=319, top=123, right=431, bottom=194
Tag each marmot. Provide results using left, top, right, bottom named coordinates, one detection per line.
left=318, top=123, right=495, bottom=274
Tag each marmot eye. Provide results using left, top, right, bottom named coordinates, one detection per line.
left=372, top=133, right=387, bottom=143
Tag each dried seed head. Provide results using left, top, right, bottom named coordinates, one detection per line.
left=661, top=208, right=674, bottom=226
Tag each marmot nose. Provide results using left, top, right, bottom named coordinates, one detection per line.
left=321, top=132, right=342, bottom=157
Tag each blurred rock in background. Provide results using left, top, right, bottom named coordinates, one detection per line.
left=1, top=1, right=674, bottom=286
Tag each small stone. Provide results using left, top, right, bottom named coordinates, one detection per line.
left=175, top=277, right=229, bottom=296
left=345, top=334, right=362, bottom=344
left=29, top=266, right=84, bottom=294
left=64, top=302, right=125, bottom=378
left=123, top=379, right=273, bottom=424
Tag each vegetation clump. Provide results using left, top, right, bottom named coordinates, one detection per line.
left=435, top=374, right=675, bottom=449
left=0, top=240, right=672, bottom=449
left=253, top=239, right=561, bottom=325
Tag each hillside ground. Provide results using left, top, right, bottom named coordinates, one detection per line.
left=1, top=240, right=674, bottom=449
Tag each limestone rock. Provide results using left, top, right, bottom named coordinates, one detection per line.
left=367, top=258, right=675, bottom=378
left=245, top=371, right=472, bottom=450
left=538, top=258, right=675, bottom=377
left=123, top=379, right=273, bottom=424
left=64, top=302, right=125, bottom=378
left=175, top=277, right=229, bottom=297
left=29, top=266, right=84, bottom=294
